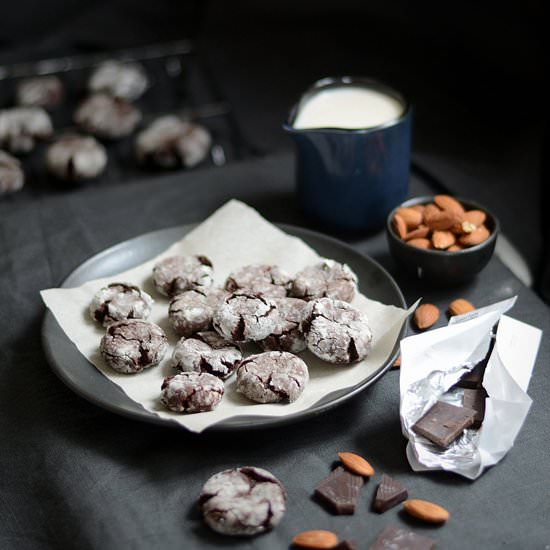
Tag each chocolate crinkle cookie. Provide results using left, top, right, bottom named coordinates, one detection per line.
left=152, top=255, right=214, bottom=297
left=198, top=467, right=287, bottom=536
left=168, top=287, right=227, bottom=337
left=0, top=151, right=24, bottom=195
left=90, top=282, right=153, bottom=326
left=16, top=76, right=63, bottom=110
left=291, top=259, right=358, bottom=303
left=100, top=319, right=167, bottom=374
left=74, top=93, right=141, bottom=139
left=301, top=298, right=372, bottom=364
left=259, top=297, right=307, bottom=353
left=172, top=331, right=242, bottom=380
left=160, top=372, right=224, bottom=413
left=213, top=292, right=279, bottom=343
left=46, top=135, right=107, bottom=181
left=237, top=351, right=309, bottom=403
left=225, top=264, right=291, bottom=299
left=0, top=107, right=53, bottom=154
left=88, top=60, right=148, bottom=101
left=135, top=116, right=212, bottom=169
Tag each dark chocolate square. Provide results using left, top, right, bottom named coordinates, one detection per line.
left=412, top=400, right=477, bottom=447
left=372, top=473, right=408, bottom=513
left=314, top=466, right=364, bottom=515
left=462, top=388, right=487, bottom=429
left=455, top=361, right=486, bottom=389
left=368, top=526, right=436, bottom=550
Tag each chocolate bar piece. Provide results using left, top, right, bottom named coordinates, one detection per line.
left=462, top=388, right=487, bottom=429
left=455, top=361, right=486, bottom=389
left=372, top=473, right=408, bottom=513
left=314, top=466, right=364, bottom=515
left=412, top=400, right=477, bottom=447
left=368, top=526, right=436, bottom=550
left=334, top=541, right=358, bottom=550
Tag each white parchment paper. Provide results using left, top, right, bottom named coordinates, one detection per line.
left=400, top=297, right=542, bottom=479
left=41, top=200, right=411, bottom=433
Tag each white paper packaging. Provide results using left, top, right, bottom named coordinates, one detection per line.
left=400, top=296, right=542, bottom=479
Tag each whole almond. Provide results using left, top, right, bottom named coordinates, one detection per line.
left=434, top=194, right=465, bottom=214
left=338, top=452, right=375, bottom=477
left=396, top=207, right=423, bottom=229
left=403, top=499, right=449, bottom=523
left=449, top=298, right=475, bottom=316
left=414, top=303, right=439, bottom=329
left=292, top=530, right=339, bottom=549
left=405, top=225, right=430, bottom=241
left=459, top=224, right=490, bottom=247
left=432, top=230, right=456, bottom=249
left=464, top=209, right=486, bottom=226
left=411, top=204, right=426, bottom=214
left=425, top=209, right=463, bottom=231
left=448, top=244, right=463, bottom=251
left=408, top=238, right=431, bottom=249
left=392, top=214, right=408, bottom=239
left=392, top=355, right=401, bottom=368
left=422, top=203, right=441, bottom=223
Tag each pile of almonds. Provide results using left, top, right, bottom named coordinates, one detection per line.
left=392, top=194, right=491, bottom=251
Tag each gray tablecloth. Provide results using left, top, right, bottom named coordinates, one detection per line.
left=0, top=153, right=548, bottom=549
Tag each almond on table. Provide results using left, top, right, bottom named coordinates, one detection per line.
left=292, top=530, right=339, bottom=549
left=338, top=452, right=375, bottom=477
left=403, top=499, right=450, bottom=523
left=414, top=303, right=439, bottom=329
left=449, top=298, right=475, bottom=316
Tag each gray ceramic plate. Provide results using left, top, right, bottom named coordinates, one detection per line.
left=42, top=224, right=406, bottom=431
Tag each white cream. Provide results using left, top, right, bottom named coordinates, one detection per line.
left=293, top=85, right=404, bottom=130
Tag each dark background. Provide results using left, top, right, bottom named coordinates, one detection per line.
left=1, top=1, right=546, bottom=299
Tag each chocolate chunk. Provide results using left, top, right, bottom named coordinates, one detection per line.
left=455, top=361, right=486, bottom=389
left=462, top=388, right=487, bottom=429
left=334, top=541, right=358, bottom=550
left=412, top=400, right=477, bottom=447
left=372, top=473, right=408, bottom=513
left=314, top=466, right=364, bottom=515
left=368, top=526, right=436, bottom=550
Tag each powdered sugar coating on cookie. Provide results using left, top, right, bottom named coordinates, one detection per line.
left=225, top=264, right=291, bottom=299
left=290, top=259, right=358, bottom=302
left=237, top=351, right=309, bottom=403
left=90, top=282, right=153, bottom=326
left=152, top=254, right=214, bottom=297
left=212, top=292, right=278, bottom=343
left=259, top=297, right=307, bottom=353
left=171, top=331, right=242, bottom=380
left=168, top=287, right=228, bottom=337
left=100, top=319, right=167, bottom=374
left=198, top=467, right=287, bottom=536
left=301, top=298, right=372, bottom=364
left=160, top=372, right=224, bottom=413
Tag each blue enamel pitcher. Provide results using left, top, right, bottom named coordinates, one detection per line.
left=284, top=77, right=412, bottom=232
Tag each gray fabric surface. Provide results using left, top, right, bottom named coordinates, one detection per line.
left=0, top=153, right=548, bottom=549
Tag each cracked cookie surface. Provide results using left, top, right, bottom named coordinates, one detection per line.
left=168, top=287, right=228, bottom=337
left=171, top=331, right=242, bottom=380
left=198, top=466, right=287, bottom=536
left=212, top=292, right=279, bottom=343
left=152, top=254, right=213, bottom=297
left=90, top=282, right=153, bottom=326
left=100, top=319, right=167, bottom=374
left=290, top=259, right=358, bottom=302
left=225, top=264, right=291, bottom=299
left=160, top=372, right=224, bottom=413
left=301, top=298, right=372, bottom=364
left=236, top=351, right=309, bottom=403
left=259, top=297, right=307, bottom=353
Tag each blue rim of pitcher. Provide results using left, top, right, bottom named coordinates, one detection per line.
left=283, top=76, right=411, bottom=134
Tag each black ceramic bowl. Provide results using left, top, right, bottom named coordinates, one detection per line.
left=386, top=196, right=499, bottom=283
